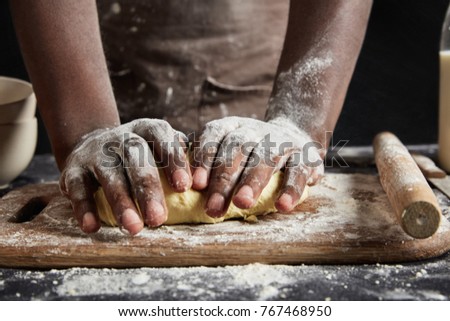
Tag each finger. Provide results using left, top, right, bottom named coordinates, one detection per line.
left=232, top=140, right=290, bottom=209
left=302, top=142, right=324, bottom=186
left=275, top=153, right=309, bottom=213
left=161, top=131, right=191, bottom=192
left=205, top=132, right=258, bottom=217
left=308, top=164, right=324, bottom=186
left=232, top=162, right=277, bottom=210
left=93, top=163, right=142, bottom=236
left=134, top=120, right=192, bottom=192
left=178, top=130, right=190, bottom=150
left=60, top=168, right=100, bottom=234
left=191, top=118, right=242, bottom=190
left=122, top=134, right=168, bottom=228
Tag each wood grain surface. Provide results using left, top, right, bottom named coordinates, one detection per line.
left=411, top=153, right=447, bottom=179
left=373, top=132, right=442, bottom=239
left=0, top=173, right=449, bottom=268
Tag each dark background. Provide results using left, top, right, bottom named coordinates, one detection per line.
left=1, top=0, right=448, bottom=154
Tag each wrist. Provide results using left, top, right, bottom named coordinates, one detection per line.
left=266, top=114, right=318, bottom=139
left=266, top=116, right=327, bottom=158
left=52, top=122, right=118, bottom=171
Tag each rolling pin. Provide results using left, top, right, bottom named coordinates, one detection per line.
left=373, top=132, right=441, bottom=239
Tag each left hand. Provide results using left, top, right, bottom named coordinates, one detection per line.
left=191, top=116, right=324, bottom=217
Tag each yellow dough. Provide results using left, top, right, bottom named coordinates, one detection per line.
left=94, top=171, right=308, bottom=226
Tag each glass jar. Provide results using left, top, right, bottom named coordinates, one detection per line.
left=439, top=4, right=450, bottom=172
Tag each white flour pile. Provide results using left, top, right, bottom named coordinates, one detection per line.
left=2, top=259, right=448, bottom=300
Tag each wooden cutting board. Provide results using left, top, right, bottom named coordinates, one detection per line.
left=0, top=173, right=449, bottom=268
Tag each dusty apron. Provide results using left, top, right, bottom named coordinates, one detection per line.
left=96, top=0, right=289, bottom=134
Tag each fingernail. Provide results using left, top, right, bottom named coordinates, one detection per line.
left=121, top=208, right=143, bottom=235
left=172, top=169, right=191, bottom=191
left=233, top=185, right=255, bottom=208
left=146, top=200, right=166, bottom=227
left=276, top=193, right=294, bottom=212
left=206, top=193, right=225, bottom=217
left=192, top=167, right=208, bottom=189
left=82, top=212, right=98, bottom=233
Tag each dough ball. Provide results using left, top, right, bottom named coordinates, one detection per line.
left=94, top=170, right=308, bottom=225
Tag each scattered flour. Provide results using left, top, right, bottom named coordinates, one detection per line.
left=131, top=273, right=151, bottom=285
left=1, top=257, right=444, bottom=300
left=1, top=171, right=449, bottom=301
left=0, top=174, right=448, bottom=261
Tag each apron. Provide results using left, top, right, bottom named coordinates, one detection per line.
left=96, top=0, right=289, bottom=134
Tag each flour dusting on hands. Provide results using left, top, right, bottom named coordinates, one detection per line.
left=194, top=116, right=323, bottom=214
left=59, top=119, right=186, bottom=233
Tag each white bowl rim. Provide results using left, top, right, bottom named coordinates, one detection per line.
left=0, top=76, right=34, bottom=105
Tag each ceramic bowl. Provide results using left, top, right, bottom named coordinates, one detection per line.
left=0, top=117, right=37, bottom=188
left=0, top=76, right=36, bottom=125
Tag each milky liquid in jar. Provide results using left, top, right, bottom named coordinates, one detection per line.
left=439, top=4, right=450, bottom=172
left=439, top=51, right=450, bottom=172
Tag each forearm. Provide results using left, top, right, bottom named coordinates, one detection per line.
left=9, top=0, right=120, bottom=169
left=266, top=0, right=372, bottom=148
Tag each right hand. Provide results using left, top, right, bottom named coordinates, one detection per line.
left=59, top=119, right=191, bottom=235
